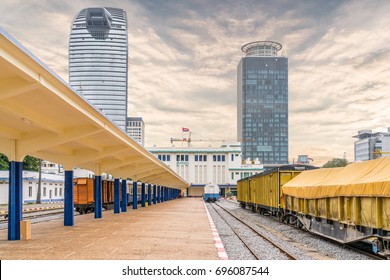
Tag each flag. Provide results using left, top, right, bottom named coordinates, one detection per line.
left=182, top=127, right=189, bottom=132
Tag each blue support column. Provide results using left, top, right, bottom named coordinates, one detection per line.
left=121, top=179, right=127, bottom=212
left=64, top=170, right=74, bottom=226
left=8, top=161, right=23, bottom=240
left=157, top=185, right=161, bottom=203
left=141, top=182, right=146, bottom=207
left=148, top=184, right=152, bottom=206
left=162, top=186, right=165, bottom=202
left=153, top=185, right=157, bottom=204
left=114, top=179, right=120, bottom=214
left=133, top=181, right=138, bottom=209
left=94, top=175, right=102, bottom=218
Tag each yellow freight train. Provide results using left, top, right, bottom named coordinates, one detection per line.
left=237, top=164, right=316, bottom=216
left=237, top=159, right=390, bottom=258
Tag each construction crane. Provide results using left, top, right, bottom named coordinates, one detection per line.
left=170, top=132, right=234, bottom=147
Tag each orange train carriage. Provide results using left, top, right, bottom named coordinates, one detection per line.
left=74, top=178, right=145, bottom=214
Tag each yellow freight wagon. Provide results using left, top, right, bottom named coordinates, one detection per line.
left=237, top=165, right=316, bottom=215
left=282, top=157, right=390, bottom=258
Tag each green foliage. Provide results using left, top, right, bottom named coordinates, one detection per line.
left=322, top=158, right=348, bottom=168
left=22, top=156, right=40, bottom=171
left=0, top=153, right=41, bottom=171
left=0, top=154, right=9, bottom=170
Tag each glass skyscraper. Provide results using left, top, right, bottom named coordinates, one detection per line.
left=69, top=7, right=128, bottom=131
left=237, top=41, right=288, bottom=164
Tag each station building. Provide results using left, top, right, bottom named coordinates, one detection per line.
left=148, top=143, right=264, bottom=196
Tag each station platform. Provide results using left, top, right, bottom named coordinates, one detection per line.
left=0, top=198, right=221, bottom=260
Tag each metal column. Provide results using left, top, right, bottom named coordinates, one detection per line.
left=121, top=179, right=127, bottom=212
left=64, top=170, right=74, bottom=226
left=153, top=185, right=157, bottom=204
left=157, top=185, right=161, bottom=203
left=148, top=184, right=152, bottom=206
left=94, top=175, right=102, bottom=218
left=141, top=182, right=146, bottom=207
left=133, top=181, right=138, bottom=209
left=8, top=161, right=23, bottom=240
left=114, top=178, right=120, bottom=214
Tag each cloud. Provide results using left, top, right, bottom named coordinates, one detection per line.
left=2, top=0, right=390, bottom=165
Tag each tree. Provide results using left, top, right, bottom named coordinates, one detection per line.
left=0, top=154, right=41, bottom=171
left=22, top=156, right=40, bottom=171
left=322, top=158, right=348, bottom=168
left=0, top=154, right=9, bottom=170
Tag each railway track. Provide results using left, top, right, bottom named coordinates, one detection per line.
left=222, top=199, right=386, bottom=260
left=0, top=208, right=79, bottom=229
left=209, top=202, right=297, bottom=260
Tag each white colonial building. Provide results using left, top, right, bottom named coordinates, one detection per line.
left=0, top=171, right=64, bottom=204
left=148, top=142, right=264, bottom=196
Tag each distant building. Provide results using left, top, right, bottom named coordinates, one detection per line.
left=237, top=41, right=288, bottom=164
left=296, top=155, right=313, bottom=165
left=0, top=171, right=64, bottom=204
left=148, top=143, right=264, bottom=196
left=353, top=128, right=390, bottom=161
left=41, top=161, right=63, bottom=174
left=126, top=117, right=145, bottom=146
left=69, top=7, right=128, bottom=131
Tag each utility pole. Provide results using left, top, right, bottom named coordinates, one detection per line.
left=36, top=159, right=42, bottom=204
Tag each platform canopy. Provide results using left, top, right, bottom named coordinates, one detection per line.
left=0, top=28, right=188, bottom=190
left=282, top=157, right=390, bottom=198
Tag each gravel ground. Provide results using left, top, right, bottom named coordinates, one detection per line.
left=206, top=202, right=256, bottom=260
left=208, top=199, right=375, bottom=260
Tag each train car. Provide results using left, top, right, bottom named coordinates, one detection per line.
left=237, top=164, right=317, bottom=215
left=204, top=183, right=220, bottom=202
left=282, top=158, right=390, bottom=258
left=74, top=178, right=118, bottom=214
left=126, top=182, right=145, bottom=205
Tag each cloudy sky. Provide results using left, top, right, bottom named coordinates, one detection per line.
left=1, top=0, right=390, bottom=165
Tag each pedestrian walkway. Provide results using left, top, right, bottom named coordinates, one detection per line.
left=0, top=198, right=220, bottom=260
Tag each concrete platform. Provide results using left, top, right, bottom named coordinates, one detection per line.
left=0, top=198, right=220, bottom=260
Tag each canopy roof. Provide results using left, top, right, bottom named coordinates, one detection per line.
left=0, top=28, right=188, bottom=189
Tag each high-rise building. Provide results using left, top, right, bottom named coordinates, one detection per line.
left=353, top=128, right=390, bottom=161
left=237, top=41, right=288, bottom=164
left=69, top=7, right=128, bottom=131
left=126, top=117, right=145, bottom=146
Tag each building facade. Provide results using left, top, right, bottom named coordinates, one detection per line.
left=148, top=143, right=264, bottom=196
left=126, top=117, right=145, bottom=146
left=237, top=41, right=288, bottom=164
left=353, top=128, right=390, bottom=161
left=0, top=171, right=64, bottom=204
left=69, top=7, right=128, bottom=131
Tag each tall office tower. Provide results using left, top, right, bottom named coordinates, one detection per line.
left=237, top=41, right=288, bottom=164
left=69, top=7, right=128, bottom=131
